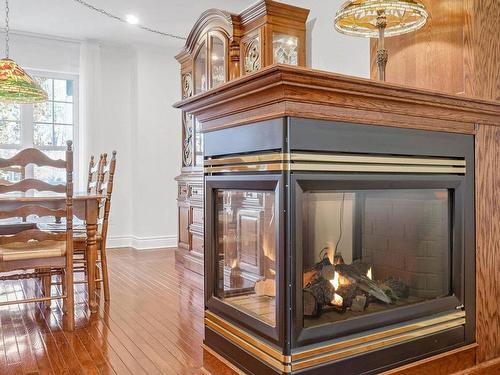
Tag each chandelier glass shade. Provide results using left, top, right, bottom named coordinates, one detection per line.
left=334, top=0, right=428, bottom=38
left=0, top=58, right=48, bottom=103
left=0, top=0, right=48, bottom=103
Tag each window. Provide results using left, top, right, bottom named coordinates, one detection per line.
left=0, top=73, right=78, bottom=185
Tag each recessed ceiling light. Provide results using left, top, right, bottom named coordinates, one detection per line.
left=125, top=14, right=139, bottom=25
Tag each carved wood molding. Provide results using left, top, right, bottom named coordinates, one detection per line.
left=174, top=65, right=500, bottom=134
left=239, top=0, right=309, bottom=30
left=175, top=9, right=238, bottom=64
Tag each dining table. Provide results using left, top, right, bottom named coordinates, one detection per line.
left=0, top=191, right=103, bottom=314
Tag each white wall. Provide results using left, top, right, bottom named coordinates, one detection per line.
left=82, top=42, right=181, bottom=249
left=2, top=32, right=80, bottom=74
left=284, top=0, right=370, bottom=77
left=131, top=44, right=181, bottom=247
left=82, top=43, right=136, bottom=246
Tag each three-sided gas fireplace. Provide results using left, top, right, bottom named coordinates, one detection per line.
left=203, top=119, right=475, bottom=374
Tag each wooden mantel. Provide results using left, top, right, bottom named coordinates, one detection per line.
left=175, top=65, right=500, bottom=374
left=174, top=64, right=500, bottom=134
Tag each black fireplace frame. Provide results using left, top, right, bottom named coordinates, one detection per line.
left=205, top=174, right=286, bottom=345
left=291, top=173, right=469, bottom=347
left=202, top=118, right=476, bottom=374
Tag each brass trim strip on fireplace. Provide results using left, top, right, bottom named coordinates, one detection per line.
left=205, top=163, right=466, bottom=174
left=290, top=153, right=466, bottom=166
left=205, top=162, right=288, bottom=174
left=292, top=317, right=466, bottom=371
left=205, top=153, right=289, bottom=166
left=290, top=163, right=466, bottom=174
left=204, top=152, right=466, bottom=174
left=205, top=312, right=291, bottom=373
left=205, top=310, right=289, bottom=363
left=204, top=310, right=465, bottom=373
left=291, top=310, right=466, bottom=361
left=205, top=153, right=466, bottom=167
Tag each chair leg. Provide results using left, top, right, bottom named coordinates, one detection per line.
left=95, top=260, right=101, bottom=291
left=61, top=273, right=67, bottom=313
left=100, top=244, right=110, bottom=301
left=42, top=270, right=51, bottom=309
left=64, top=268, right=74, bottom=332
left=83, top=250, right=88, bottom=279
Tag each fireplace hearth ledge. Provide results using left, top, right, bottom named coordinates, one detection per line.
left=205, top=310, right=466, bottom=373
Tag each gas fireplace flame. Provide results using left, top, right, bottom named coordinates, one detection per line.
left=329, top=271, right=344, bottom=307
left=367, top=267, right=372, bottom=280
left=331, top=271, right=340, bottom=290
left=332, top=293, right=343, bottom=306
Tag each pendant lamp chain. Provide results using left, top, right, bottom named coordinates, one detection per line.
left=4, top=0, right=8, bottom=58
left=0, top=0, right=48, bottom=103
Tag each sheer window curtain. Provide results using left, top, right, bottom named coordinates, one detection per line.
left=78, top=41, right=102, bottom=189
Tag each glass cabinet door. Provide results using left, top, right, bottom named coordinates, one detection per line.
left=210, top=35, right=225, bottom=89
left=194, top=41, right=207, bottom=94
left=273, top=33, right=298, bottom=65
left=193, top=117, right=204, bottom=167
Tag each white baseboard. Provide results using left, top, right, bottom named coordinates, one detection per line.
left=107, top=234, right=177, bottom=250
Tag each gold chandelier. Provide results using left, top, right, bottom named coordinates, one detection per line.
left=0, top=0, right=48, bottom=103
left=335, top=0, right=428, bottom=81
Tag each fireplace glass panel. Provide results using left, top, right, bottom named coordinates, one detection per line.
left=302, top=189, right=451, bottom=328
left=216, top=190, right=277, bottom=327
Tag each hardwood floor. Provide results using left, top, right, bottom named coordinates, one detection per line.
left=0, top=248, right=205, bottom=375
left=4, top=248, right=495, bottom=375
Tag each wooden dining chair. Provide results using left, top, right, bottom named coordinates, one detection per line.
left=0, top=165, right=24, bottom=184
left=42, top=151, right=116, bottom=302
left=0, top=142, right=74, bottom=331
left=74, top=151, right=116, bottom=301
left=0, top=166, right=28, bottom=222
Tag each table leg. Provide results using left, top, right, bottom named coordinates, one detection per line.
left=86, top=199, right=99, bottom=313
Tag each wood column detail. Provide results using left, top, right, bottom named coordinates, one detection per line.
left=475, top=125, right=500, bottom=363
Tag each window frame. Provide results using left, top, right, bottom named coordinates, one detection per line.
left=0, top=70, right=80, bottom=188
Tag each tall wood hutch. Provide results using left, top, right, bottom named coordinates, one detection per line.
left=175, top=0, right=309, bottom=274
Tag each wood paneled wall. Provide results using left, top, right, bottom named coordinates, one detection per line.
left=370, top=0, right=500, bottom=101
left=475, top=125, right=500, bottom=363
left=370, top=0, right=500, bottom=368
left=463, top=0, right=500, bottom=101
left=370, top=0, right=465, bottom=95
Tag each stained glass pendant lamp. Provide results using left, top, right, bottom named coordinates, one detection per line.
left=0, top=0, right=47, bottom=103
left=334, top=0, right=428, bottom=81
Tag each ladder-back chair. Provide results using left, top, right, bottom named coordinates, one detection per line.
left=0, top=142, right=74, bottom=331
left=43, top=152, right=116, bottom=302
left=75, top=151, right=116, bottom=301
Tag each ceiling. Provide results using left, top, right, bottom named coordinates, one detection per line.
left=8, top=0, right=254, bottom=47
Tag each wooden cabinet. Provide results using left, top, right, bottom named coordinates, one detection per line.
left=174, top=0, right=309, bottom=275
left=178, top=202, right=190, bottom=250
left=175, top=174, right=204, bottom=274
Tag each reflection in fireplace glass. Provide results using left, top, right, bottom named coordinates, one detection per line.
left=216, top=190, right=276, bottom=327
left=302, top=189, right=451, bottom=327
